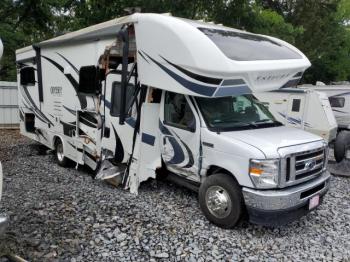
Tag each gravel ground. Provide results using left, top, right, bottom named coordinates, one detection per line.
left=0, top=130, right=349, bottom=262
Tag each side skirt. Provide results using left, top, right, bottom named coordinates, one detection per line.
left=166, top=173, right=200, bottom=193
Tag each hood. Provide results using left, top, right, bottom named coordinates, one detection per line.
left=220, top=126, right=323, bottom=158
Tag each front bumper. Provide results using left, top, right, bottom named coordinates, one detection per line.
left=242, top=170, right=330, bottom=226
left=0, top=214, right=8, bottom=235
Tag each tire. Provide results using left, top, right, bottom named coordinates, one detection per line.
left=199, top=173, right=244, bottom=229
left=334, top=130, right=350, bottom=163
left=55, top=138, right=69, bottom=167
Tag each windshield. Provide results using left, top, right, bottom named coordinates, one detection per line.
left=196, top=95, right=282, bottom=131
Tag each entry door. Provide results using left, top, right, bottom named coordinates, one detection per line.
left=287, top=95, right=306, bottom=128
left=160, top=91, right=201, bottom=181
left=101, top=73, right=136, bottom=162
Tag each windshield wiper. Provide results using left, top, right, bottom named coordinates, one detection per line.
left=252, top=119, right=282, bottom=126
left=211, top=119, right=258, bottom=128
left=254, top=119, right=273, bottom=123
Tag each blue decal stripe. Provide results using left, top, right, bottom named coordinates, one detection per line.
left=142, top=133, right=156, bottom=146
left=221, top=79, right=246, bottom=86
left=278, top=112, right=311, bottom=127
left=56, top=52, right=79, bottom=74
left=138, top=51, right=150, bottom=64
left=159, top=120, right=186, bottom=165
left=63, top=106, right=76, bottom=115
left=167, top=136, right=185, bottom=165
left=173, top=132, right=194, bottom=169
left=160, top=55, right=222, bottom=85
left=42, top=55, right=87, bottom=108
left=143, top=52, right=217, bottom=97
left=159, top=120, right=172, bottom=136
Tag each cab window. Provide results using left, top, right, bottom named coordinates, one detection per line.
left=164, top=92, right=195, bottom=131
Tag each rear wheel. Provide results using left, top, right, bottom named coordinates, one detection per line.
left=199, top=173, right=243, bottom=229
left=55, top=139, right=69, bottom=167
left=334, top=130, right=350, bottom=162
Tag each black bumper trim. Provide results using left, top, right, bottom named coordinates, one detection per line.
left=247, top=196, right=324, bottom=226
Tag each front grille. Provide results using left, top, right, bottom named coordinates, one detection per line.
left=280, top=146, right=326, bottom=187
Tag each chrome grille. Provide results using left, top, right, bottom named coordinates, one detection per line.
left=280, top=145, right=327, bottom=188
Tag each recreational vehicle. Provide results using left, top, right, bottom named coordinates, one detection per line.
left=301, top=84, right=350, bottom=162
left=16, top=13, right=330, bottom=228
left=0, top=38, right=9, bottom=234
left=256, top=88, right=338, bottom=142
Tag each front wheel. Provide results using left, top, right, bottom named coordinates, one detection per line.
left=55, top=139, right=69, bottom=167
left=334, top=130, right=350, bottom=162
left=199, top=173, right=244, bottom=229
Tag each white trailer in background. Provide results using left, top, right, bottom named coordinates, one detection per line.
left=301, top=85, right=350, bottom=162
left=0, top=82, right=19, bottom=129
left=16, top=13, right=330, bottom=228
left=0, top=38, right=9, bottom=234
left=256, top=88, right=338, bottom=142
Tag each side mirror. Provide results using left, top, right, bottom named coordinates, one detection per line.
left=20, top=67, right=35, bottom=86
left=78, top=65, right=101, bottom=94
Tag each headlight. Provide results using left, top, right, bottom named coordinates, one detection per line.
left=249, top=159, right=280, bottom=189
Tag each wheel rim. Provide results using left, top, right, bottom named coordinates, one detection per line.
left=205, top=185, right=232, bottom=219
left=56, top=143, right=64, bottom=162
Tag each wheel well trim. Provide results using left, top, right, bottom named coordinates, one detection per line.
left=205, top=165, right=240, bottom=184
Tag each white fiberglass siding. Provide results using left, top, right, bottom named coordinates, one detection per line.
left=0, top=81, right=19, bottom=128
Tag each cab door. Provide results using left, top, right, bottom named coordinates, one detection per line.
left=159, top=91, right=201, bottom=181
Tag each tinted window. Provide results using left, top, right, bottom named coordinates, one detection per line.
left=198, top=27, right=302, bottom=61
left=164, top=92, right=195, bottom=131
left=329, top=97, right=345, bottom=108
left=292, top=99, right=301, bottom=112
left=111, top=82, right=135, bottom=117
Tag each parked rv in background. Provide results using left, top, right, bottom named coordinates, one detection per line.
left=301, top=84, right=350, bottom=162
left=256, top=88, right=338, bottom=142
left=16, top=13, right=330, bottom=228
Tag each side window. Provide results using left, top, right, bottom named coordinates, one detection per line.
left=20, top=67, right=35, bottom=86
left=110, top=82, right=135, bottom=117
left=164, top=92, right=195, bottom=131
left=291, top=99, right=301, bottom=112
left=329, top=96, right=345, bottom=108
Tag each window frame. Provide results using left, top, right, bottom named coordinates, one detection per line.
left=163, top=91, right=196, bottom=133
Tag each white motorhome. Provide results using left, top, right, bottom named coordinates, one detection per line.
left=0, top=38, right=9, bottom=234
left=301, top=84, right=350, bottom=162
left=16, top=13, right=330, bottom=228
left=256, top=88, right=338, bottom=142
